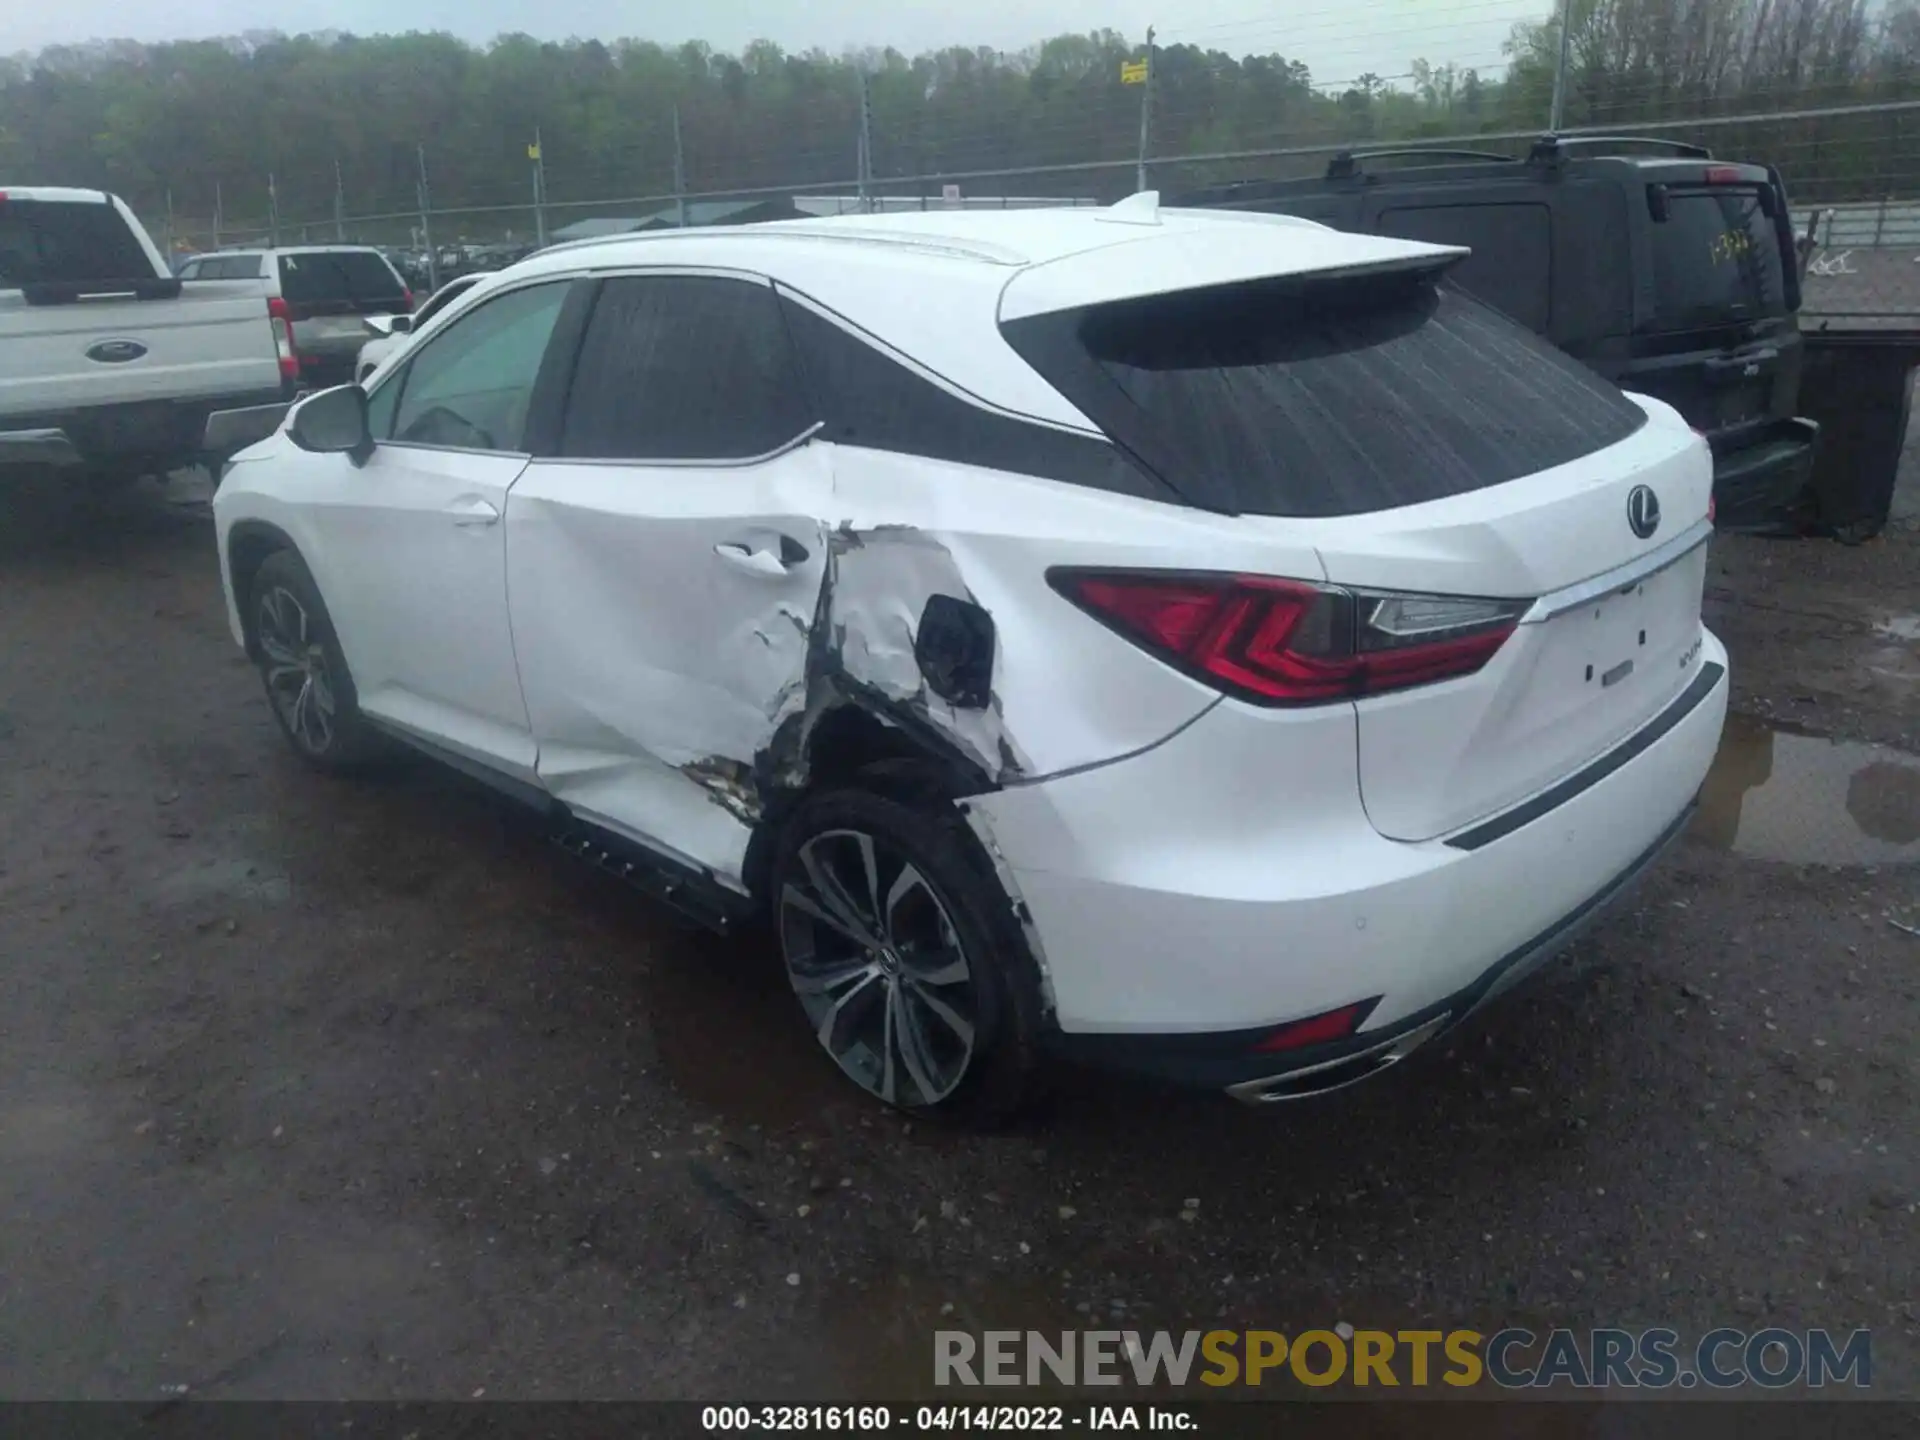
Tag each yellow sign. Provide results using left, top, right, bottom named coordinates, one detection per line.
left=527, top=142, right=541, bottom=160
left=1120, top=60, right=1148, bottom=85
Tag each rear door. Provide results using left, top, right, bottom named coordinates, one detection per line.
left=506, top=270, right=833, bottom=887
left=1003, top=251, right=1714, bottom=843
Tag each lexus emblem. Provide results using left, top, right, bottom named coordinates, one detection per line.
left=1627, top=484, right=1661, bottom=540
left=85, top=338, right=148, bottom=364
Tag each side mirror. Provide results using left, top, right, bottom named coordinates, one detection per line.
left=287, top=385, right=373, bottom=463
left=390, top=313, right=414, bottom=334
left=363, top=314, right=396, bottom=337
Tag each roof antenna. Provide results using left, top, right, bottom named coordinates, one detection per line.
left=1101, top=191, right=1162, bottom=226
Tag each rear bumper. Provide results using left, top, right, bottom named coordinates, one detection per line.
left=0, top=388, right=290, bottom=474
left=968, top=635, right=1729, bottom=1095
left=1710, top=417, right=1818, bottom=534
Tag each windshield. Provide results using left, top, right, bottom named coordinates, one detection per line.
left=1003, top=270, right=1646, bottom=517
left=0, top=199, right=154, bottom=286
left=1651, top=189, right=1787, bottom=328
left=277, top=250, right=406, bottom=306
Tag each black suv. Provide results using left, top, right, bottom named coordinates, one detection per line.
left=1172, top=136, right=1817, bottom=533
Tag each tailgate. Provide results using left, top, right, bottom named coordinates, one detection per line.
left=1302, top=402, right=1715, bottom=842
left=0, top=281, right=280, bottom=420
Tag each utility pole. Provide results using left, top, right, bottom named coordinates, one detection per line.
left=857, top=71, right=875, bottom=213
left=530, top=129, right=548, bottom=248
left=163, top=188, right=175, bottom=265
left=213, top=180, right=223, bottom=250
left=334, top=158, right=346, bottom=242
left=1549, top=0, right=1574, bottom=131
left=267, top=172, right=280, bottom=247
left=417, top=144, right=439, bottom=291
left=1137, top=27, right=1156, bottom=193
left=672, top=105, right=689, bottom=229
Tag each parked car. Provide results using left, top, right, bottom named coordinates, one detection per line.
left=178, top=245, right=413, bottom=390
left=208, top=200, right=1729, bottom=1118
left=1172, top=136, right=1818, bottom=534
left=355, top=271, right=488, bottom=383
left=0, top=186, right=285, bottom=489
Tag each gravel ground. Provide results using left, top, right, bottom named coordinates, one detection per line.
left=0, top=471, right=1915, bottom=1402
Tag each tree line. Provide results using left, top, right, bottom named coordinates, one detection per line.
left=4, top=0, right=1920, bottom=243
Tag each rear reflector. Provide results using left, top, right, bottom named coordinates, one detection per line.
left=1051, top=569, right=1525, bottom=705
left=1253, top=999, right=1378, bottom=1053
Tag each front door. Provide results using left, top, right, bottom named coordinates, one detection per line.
left=320, top=277, right=576, bottom=783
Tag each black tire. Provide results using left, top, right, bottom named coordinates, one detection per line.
left=248, top=549, right=386, bottom=773
left=770, top=787, right=1046, bottom=1124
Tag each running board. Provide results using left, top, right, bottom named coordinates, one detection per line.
left=549, top=822, right=755, bottom=936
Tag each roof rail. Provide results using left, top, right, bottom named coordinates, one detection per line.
left=1529, top=134, right=1713, bottom=162
left=1325, top=147, right=1516, bottom=180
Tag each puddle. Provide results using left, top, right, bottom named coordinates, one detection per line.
left=1692, top=712, right=1920, bottom=864
left=1874, top=613, right=1920, bottom=643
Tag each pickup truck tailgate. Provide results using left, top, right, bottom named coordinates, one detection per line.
left=0, top=281, right=281, bottom=420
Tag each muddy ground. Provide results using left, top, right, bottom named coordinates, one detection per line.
left=0, top=470, right=1915, bottom=1402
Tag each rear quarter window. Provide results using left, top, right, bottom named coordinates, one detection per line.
left=1002, top=269, right=1647, bottom=518
left=1374, top=202, right=1553, bottom=333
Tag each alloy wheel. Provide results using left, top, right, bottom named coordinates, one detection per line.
left=257, top=585, right=337, bottom=754
left=779, top=828, right=978, bottom=1107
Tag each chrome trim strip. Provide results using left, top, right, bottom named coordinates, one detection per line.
left=1518, top=516, right=1714, bottom=625
left=536, top=420, right=825, bottom=470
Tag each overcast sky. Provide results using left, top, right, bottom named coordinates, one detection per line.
left=2, top=0, right=1546, bottom=91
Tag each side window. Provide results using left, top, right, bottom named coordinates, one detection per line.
left=558, top=275, right=811, bottom=460
left=386, top=281, right=570, bottom=453
left=776, top=292, right=1166, bottom=501
left=178, top=259, right=202, bottom=280
left=1375, top=202, right=1553, bottom=334
left=231, top=254, right=264, bottom=279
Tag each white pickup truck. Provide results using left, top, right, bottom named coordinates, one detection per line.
left=0, top=186, right=287, bottom=488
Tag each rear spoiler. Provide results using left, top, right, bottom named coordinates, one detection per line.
left=21, top=277, right=183, bottom=306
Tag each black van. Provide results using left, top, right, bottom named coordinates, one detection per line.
left=1171, top=136, right=1818, bottom=533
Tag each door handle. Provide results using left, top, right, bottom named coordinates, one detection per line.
left=714, top=540, right=797, bottom=578
left=446, top=496, right=499, bottom=528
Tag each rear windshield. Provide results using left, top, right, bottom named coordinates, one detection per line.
left=1651, top=189, right=1787, bottom=327
left=277, top=250, right=405, bottom=305
left=0, top=199, right=154, bottom=286
left=1002, top=269, right=1646, bottom=517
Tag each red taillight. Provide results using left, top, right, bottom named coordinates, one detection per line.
left=267, top=296, right=299, bottom=383
left=1253, top=999, right=1377, bottom=1054
left=1707, top=494, right=1716, bottom=524
left=1704, top=165, right=1743, bottom=185
left=401, top=288, right=415, bottom=312
left=1052, top=570, right=1524, bottom=705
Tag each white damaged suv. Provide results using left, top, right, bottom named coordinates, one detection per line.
left=210, top=197, right=1728, bottom=1119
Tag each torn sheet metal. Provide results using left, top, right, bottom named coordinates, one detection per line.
left=803, top=524, right=1030, bottom=784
